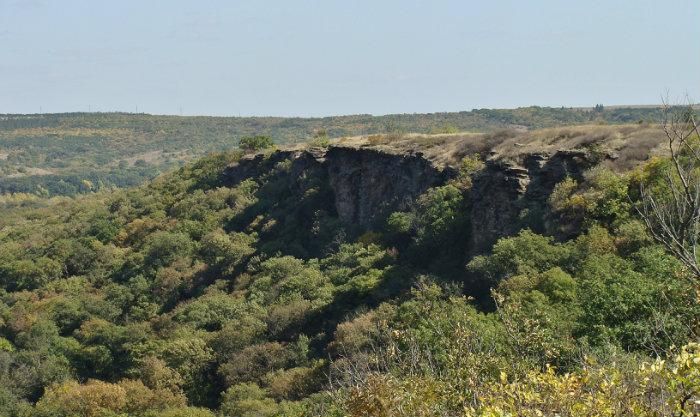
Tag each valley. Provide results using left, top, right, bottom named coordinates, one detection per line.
left=1, top=113, right=698, bottom=416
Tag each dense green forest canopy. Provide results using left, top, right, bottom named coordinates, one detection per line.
left=0, top=119, right=699, bottom=416
left=0, top=106, right=662, bottom=197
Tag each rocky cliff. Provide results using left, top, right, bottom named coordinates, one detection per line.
left=224, top=146, right=456, bottom=229
left=223, top=145, right=602, bottom=254
left=469, top=150, right=599, bottom=253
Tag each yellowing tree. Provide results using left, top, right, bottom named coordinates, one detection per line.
left=35, top=379, right=187, bottom=417
left=36, top=379, right=127, bottom=417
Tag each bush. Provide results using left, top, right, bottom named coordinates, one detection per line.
left=220, top=383, right=278, bottom=417
left=239, top=136, right=274, bottom=153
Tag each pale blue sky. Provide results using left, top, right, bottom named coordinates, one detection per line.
left=1, top=0, right=698, bottom=116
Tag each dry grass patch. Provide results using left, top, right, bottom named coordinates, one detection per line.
left=491, top=124, right=666, bottom=167
left=297, top=124, right=667, bottom=171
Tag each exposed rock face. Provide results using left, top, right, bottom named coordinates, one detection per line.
left=469, top=161, right=531, bottom=254
left=223, top=149, right=332, bottom=185
left=325, top=147, right=455, bottom=227
left=223, top=146, right=455, bottom=229
left=469, top=150, right=599, bottom=253
left=224, top=145, right=601, bottom=254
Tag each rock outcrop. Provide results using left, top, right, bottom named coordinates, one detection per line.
left=469, top=150, right=598, bottom=254
left=324, top=147, right=456, bottom=227
left=223, top=146, right=456, bottom=229
left=223, top=145, right=602, bottom=254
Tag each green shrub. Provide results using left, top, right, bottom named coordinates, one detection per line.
left=239, top=136, right=274, bottom=153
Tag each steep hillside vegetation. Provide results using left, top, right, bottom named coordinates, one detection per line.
left=0, top=123, right=698, bottom=417
left=0, top=107, right=661, bottom=197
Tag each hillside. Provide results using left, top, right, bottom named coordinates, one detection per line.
left=0, top=106, right=663, bottom=197
left=0, top=121, right=698, bottom=417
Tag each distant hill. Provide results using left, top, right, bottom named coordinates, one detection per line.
left=0, top=106, right=662, bottom=196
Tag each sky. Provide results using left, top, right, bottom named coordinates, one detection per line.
left=0, top=0, right=698, bottom=117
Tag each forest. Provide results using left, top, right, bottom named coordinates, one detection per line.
left=0, top=109, right=698, bottom=417
left=0, top=106, right=662, bottom=197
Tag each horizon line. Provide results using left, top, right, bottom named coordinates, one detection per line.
left=0, top=103, right=671, bottom=119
